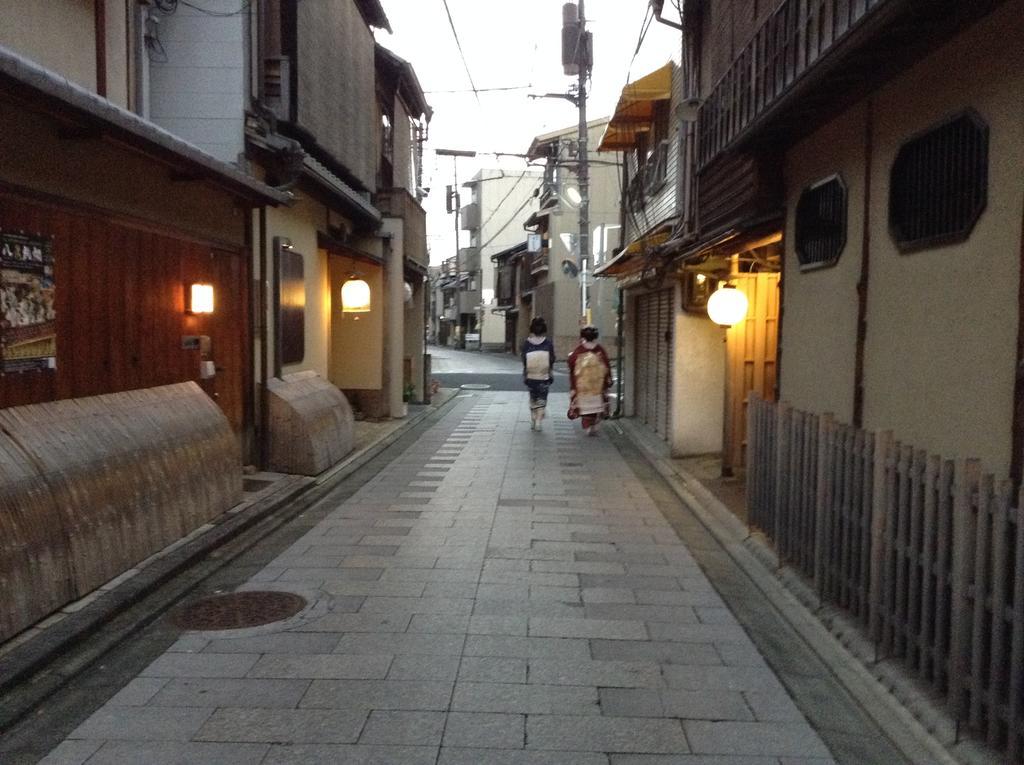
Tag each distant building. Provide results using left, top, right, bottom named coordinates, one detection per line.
left=459, top=168, right=543, bottom=351
left=521, top=120, right=622, bottom=360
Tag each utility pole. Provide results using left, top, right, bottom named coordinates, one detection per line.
left=561, top=1, right=592, bottom=321
left=576, top=0, right=590, bottom=324
left=437, top=148, right=476, bottom=345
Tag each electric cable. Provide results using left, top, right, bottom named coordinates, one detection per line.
left=179, top=0, right=252, bottom=16
left=477, top=184, right=544, bottom=254
left=440, top=0, right=482, bottom=106
left=425, top=85, right=532, bottom=94
left=478, top=169, right=533, bottom=233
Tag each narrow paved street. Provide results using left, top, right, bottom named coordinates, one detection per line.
left=30, top=379, right=853, bottom=765
left=431, top=347, right=571, bottom=393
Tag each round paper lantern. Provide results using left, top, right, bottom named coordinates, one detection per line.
left=341, top=278, right=371, bottom=313
left=707, top=284, right=748, bottom=327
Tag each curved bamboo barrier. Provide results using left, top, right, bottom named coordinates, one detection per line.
left=267, top=371, right=354, bottom=476
left=0, top=382, right=241, bottom=642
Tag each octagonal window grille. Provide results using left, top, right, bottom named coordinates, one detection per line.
left=889, top=110, right=989, bottom=253
left=795, top=175, right=847, bottom=271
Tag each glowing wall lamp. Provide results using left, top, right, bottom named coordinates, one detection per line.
left=187, top=283, right=215, bottom=314
left=707, top=283, right=748, bottom=327
left=341, top=276, right=371, bottom=313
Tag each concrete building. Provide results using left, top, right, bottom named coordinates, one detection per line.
left=460, top=168, right=543, bottom=351
left=519, top=120, right=622, bottom=360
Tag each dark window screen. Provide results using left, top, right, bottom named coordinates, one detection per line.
left=276, top=248, right=305, bottom=367
left=795, top=176, right=847, bottom=270
left=889, top=111, right=988, bottom=252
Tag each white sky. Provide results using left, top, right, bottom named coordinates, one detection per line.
left=375, top=0, right=682, bottom=264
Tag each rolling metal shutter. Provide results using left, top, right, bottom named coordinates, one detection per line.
left=634, top=289, right=673, bottom=439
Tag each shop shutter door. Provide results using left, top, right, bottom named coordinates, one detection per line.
left=656, top=288, right=673, bottom=438
left=634, top=295, right=650, bottom=425
left=634, top=289, right=673, bottom=439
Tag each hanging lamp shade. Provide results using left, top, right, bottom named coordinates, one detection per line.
left=341, top=277, right=371, bottom=313
left=707, top=284, right=748, bottom=327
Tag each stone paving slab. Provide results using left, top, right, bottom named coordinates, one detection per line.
left=39, top=393, right=835, bottom=764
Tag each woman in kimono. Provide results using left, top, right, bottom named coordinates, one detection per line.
left=522, top=316, right=556, bottom=431
left=568, top=325, right=612, bottom=436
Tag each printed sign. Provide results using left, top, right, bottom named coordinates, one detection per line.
left=1, top=231, right=56, bottom=372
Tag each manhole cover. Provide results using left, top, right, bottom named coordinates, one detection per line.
left=173, top=591, right=307, bottom=630
left=460, top=383, right=491, bottom=390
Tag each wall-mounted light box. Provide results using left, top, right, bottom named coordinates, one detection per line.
left=187, top=283, right=214, bottom=314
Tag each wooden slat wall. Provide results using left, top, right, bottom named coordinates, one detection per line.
left=724, top=273, right=779, bottom=474
left=0, top=193, right=250, bottom=436
left=746, top=392, right=1024, bottom=759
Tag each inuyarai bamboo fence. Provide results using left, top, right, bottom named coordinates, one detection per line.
left=747, top=393, right=1024, bottom=761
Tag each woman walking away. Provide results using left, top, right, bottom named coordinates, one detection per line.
left=522, top=317, right=555, bottom=431
left=568, top=325, right=612, bottom=436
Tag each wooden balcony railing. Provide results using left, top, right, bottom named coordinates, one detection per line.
left=697, top=0, right=887, bottom=168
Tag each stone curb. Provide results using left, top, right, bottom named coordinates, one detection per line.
left=0, top=392, right=458, bottom=731
left=613, top=418, right=974, bottom=765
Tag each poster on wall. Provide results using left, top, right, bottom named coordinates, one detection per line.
left=1, top=230, right=56, bottom=373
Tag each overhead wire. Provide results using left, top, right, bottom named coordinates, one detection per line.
left=425, top=85, right=532, bottom=95
left=478, top=169, right=534, bottom=232
left=440, top=0, right=482, bottom=106
left=152, top=0, right=253, bottom=16
left=179, top=0, right=252, bottom=16
left=478, top=184, right=545, bottom=254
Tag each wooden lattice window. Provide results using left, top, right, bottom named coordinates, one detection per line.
left=889, top=110, right=988, bottom=252
left=795, top=175, right=847, bottom=270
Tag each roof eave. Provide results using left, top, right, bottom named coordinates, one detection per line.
left=0, top=44, right=289, bottom=206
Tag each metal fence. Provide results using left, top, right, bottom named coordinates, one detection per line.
left=746, top=393, right=1024, bottom=760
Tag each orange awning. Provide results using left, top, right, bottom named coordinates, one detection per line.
left=597, top=63, right=673, bottom=152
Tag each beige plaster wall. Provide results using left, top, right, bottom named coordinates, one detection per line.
left=671, top=303, right=726, bottom=456
left=263, top=196, right=330, bottom=380
left=329, top=257, right=384, bottom=390
left=779, top=101, right=866, bottom=423
left=863, top=3, right=1024, bottom=476
left=779, top=2, right=1024, bottom=476
left=0, top=1, right=97, bottom=92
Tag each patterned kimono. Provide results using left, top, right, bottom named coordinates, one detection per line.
left=568, top=341, right=612, bottom=428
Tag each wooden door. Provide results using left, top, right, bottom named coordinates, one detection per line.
left=723, top=272, right=780, bottom=473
